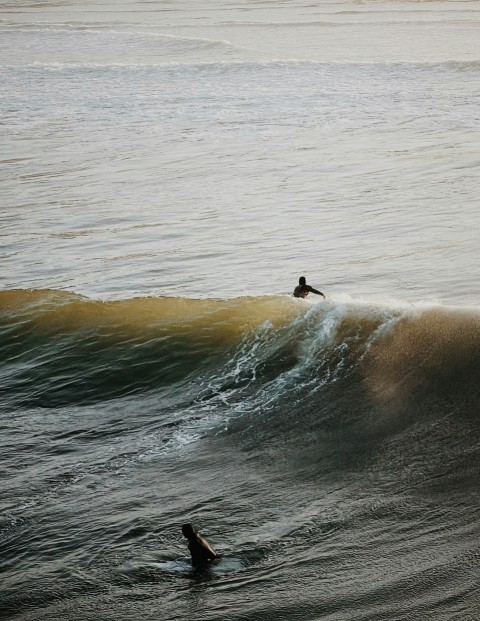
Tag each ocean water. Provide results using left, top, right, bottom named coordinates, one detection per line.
left=1, top=1, right=479, bottom=620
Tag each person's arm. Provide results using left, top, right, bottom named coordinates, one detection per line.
left=199, top=535, right=217, bottom=559
left=308, top=286, right=325, bottom=298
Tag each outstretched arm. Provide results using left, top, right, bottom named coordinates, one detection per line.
left=308, top=286, right=325, bottom=298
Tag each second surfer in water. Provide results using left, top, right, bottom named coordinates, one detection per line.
left=293, top=276, right=325, bottom=299
left=182, top=523, right=218, bottom=568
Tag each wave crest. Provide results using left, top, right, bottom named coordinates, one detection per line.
left=1, top=290, right=479, bottom=421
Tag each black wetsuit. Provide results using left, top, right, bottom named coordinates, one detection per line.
left=293, top=284, right=324, bottom=298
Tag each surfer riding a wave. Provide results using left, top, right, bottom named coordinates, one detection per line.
left=293, top=276, right=325, bottom=299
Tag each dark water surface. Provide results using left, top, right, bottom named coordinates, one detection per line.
left=1, top=291, right=479, bottom=620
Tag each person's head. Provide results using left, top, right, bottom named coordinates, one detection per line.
left=299, top=276, right=306, bottom=285
left=182, top=523, right=196, bottom=539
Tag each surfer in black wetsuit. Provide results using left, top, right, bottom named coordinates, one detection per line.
left=182, top=523, right=218, bottom=568
left=293, top=276, right=325, bottom=299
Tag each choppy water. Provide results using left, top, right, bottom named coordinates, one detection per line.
left=1, top=1, right=480, bottom=620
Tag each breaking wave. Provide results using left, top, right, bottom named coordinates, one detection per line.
left=1, top=289, right=479, bottom=428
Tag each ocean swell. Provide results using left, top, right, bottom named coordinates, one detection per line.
left=1, top=290, right=479, bottom=427
left=1, top=289, right=479, bottom=620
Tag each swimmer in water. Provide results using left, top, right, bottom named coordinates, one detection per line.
left=293, top=276, right=325, bottom=299
left=182, top=523, right=218, bottom=568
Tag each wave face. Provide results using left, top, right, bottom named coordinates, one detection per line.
left=0, top=289, right=300, bottom=407
left=1, top=290, right=479, bottom=619
left=2, top=288, right=479, bottom=432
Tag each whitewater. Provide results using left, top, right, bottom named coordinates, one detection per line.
left=1, top=1, right=480, bottom=620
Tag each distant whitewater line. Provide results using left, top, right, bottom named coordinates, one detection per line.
left=4, top=59, right=480, bottom=71
left=0, top=26, right=240, bottom=47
